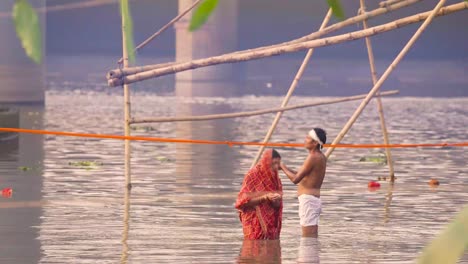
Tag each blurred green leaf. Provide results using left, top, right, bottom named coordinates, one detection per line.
left=12, top=0, right=42, bottom=64
left=326, top=0, right=345, bottom=20
left=189, top=0, right=219, bottom=32
left=119, top=0, right=135, bottom=63
left=417, top=205, right=468, bottom=264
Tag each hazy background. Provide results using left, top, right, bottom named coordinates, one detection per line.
left=44, top=0, right=468, bottom=97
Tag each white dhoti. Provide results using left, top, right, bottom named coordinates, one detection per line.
left=298, top=194, right=322, bottom=226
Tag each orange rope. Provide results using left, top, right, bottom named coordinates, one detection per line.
left=1, top=127, right=467, bottom=149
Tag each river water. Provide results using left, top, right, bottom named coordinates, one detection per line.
left=1, top=90, right=467, bottom=263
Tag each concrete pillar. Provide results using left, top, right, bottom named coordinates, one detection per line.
left=174, top=0, right=239, bottom=97
left=0, top=0, right=46, bottom=104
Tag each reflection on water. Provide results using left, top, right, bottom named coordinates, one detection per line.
left=0, top=91, right=467, bottom=263
left=237, top=239, right=282, bottom=264
left=120, top=187, right=130, bottom=264
left=0, top=104, right=44, bottom=264
left=383, top=183, right=394, bottom=224
left=297, top=238, right=320, bottom=264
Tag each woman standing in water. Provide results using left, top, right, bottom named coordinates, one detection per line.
left=235, top=149, right=283, bottom=240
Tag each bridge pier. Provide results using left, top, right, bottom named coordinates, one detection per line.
left=174, top=0, right=240, bottom=97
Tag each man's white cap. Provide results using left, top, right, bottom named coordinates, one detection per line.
left=308, top=129, right=324, bottom=147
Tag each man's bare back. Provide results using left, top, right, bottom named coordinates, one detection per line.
left=279, top=128, right=327, bottom=237
left=296, top=150, right=327, bottom=197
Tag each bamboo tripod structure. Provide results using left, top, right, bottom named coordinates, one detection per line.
left=114, top=0, right=466, bottom=188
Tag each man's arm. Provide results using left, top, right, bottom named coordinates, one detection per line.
left=280, top=155, right=314, bottom=184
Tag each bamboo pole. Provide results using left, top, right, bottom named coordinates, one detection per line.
left=116, top=0, right=203, bottom=64
left=360, top=0, right=395, bottom=180
left=235, top=0, right=420, bottom=54
left=250, top=9, right=333, bottom=167
left=227, top=0, right=420, bottom=56
left=106, top=0, right=422, bottom=82
left=324, top=0, right=447, bottom=159
left=107, top=2, right=467, bottom=87
left=121, top=1, right=132, bottom=190
left=380, top=0, right=405, bottom=8
left=131, top=90, right=398, bottom=124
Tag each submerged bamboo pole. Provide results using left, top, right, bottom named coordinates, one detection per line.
left=121, top=1, right=132, bottom=190
left=251, top=9, right=333, bottom=167
left=120, top=187, right=130, bottom=263
left=131, top=90, right=398, bottom=124
left=116, top=0, right=203, bottom=64
left=106, top=0, right=422, bottom=82
left=325, top=0, right=447, bottom=158
left=107, top=2, right=467, bottom=87
left=360, top=0, right=395, bottom=180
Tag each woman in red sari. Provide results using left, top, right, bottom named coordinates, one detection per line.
left=235, top=149, right=283, bottom=240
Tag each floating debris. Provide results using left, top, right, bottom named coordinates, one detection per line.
left=429, top=179, right=440, bottom=186
left=130, top=126, right=156, bottom=132
left=359, top=154, right=387, bottom=165
left=368, top=181, right=381, bottom=188
left=155, top=156, right=175, bottom=162
left=2, top=188, right=13, bottom=198
left=68, top=161, right=103, bottom=170
left=18, top=166, right=33, bottom=171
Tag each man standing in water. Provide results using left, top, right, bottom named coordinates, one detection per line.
left=280, top=128, right=327, bottom=237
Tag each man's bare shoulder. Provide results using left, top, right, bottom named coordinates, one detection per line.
left=310, top=151, right=327, bottom=164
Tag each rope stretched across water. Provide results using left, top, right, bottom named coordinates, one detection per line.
left=1, top=128, right=467, bottom=149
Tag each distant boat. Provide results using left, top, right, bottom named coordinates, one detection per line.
left=0, top=106, right=19, bottom=142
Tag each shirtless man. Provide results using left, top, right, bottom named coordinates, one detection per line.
left=280, top=128, right=327, bottom=237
